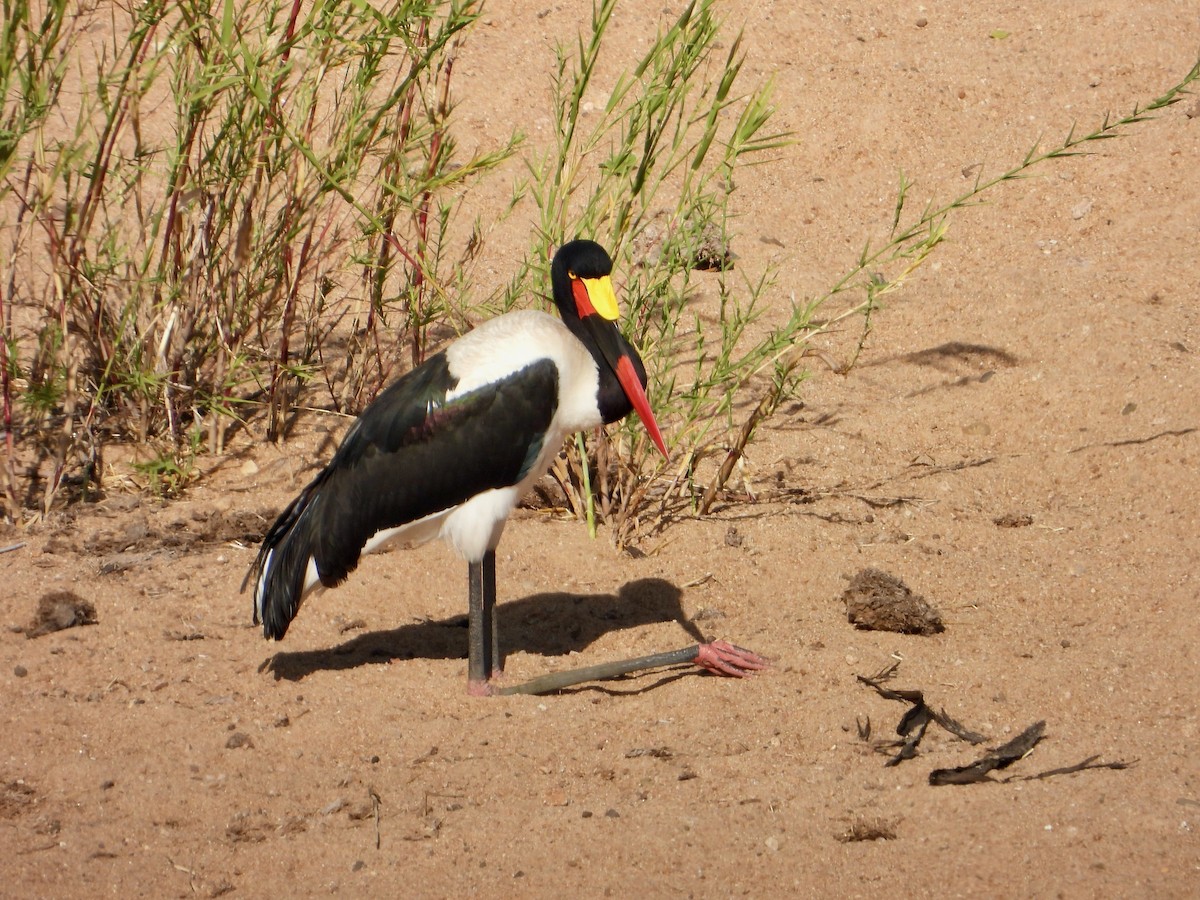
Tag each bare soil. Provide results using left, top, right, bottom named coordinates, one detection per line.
left=4, top=3, right=1200, bottom=896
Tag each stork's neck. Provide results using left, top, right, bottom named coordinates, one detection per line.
left=572, top=315, right=647, bottom=426
left=549, top=257, right=648, bottom=427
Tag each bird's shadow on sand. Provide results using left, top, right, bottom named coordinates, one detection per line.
left=261, top=577, right=705, bottom=682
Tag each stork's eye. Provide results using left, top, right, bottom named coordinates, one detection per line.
left=567, top=270, right=578, bottom=280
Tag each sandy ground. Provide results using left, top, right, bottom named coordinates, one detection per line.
left=4, top=2, right=1200, bottom=896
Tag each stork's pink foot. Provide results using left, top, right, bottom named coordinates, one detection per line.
left=467, top=679, right=495, bottom=697
left=467, top=670, right=508, bottom=696
left=694, top=640, right=769, bottom=677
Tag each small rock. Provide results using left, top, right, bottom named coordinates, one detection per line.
left=240, top=459, right=259, bottom=477
left=1071, top=198, right=1093, bottom=220
left=14, top=665, right=27, bottom=677
left=915, top=17, right=928, bottom=27
left=225, top=732, right=254, bottom=750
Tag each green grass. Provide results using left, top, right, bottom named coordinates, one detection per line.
left=1, top=0, right=517, bottom=515
left=1, top=0, right=1197, bottom=536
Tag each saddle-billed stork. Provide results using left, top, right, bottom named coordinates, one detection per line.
left=246, top=239, right=766, bottom=694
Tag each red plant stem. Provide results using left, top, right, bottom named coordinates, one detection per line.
left=260, top=0, right=309, bottom=438
left=157, top=113, right=200, bottom=301
left=0, top=159, right=38, bottom=518
left=268, top=225, right=316, bottom=439
left=371, top=53, right=420, bottom=340
left=282, top=0, right=303, bottom=59
left=75, top=35, right=148, bottom=240
left=262, top=0, right=304, bottom=136
left=75, top=14, right=160, bottom=284
left=698, top=366, right=790, bottom=515
left=384, top=234, right=421, bottom=271
left=0, top=280, right=14, bottom=520
left=410, top=49, right=454, bottom=367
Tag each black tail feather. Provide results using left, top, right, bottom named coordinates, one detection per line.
left=243, top=483, right=321, bottom=640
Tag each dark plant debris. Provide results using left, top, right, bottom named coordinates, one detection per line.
left=856, top=661, right=985, bottom=765
left=857, top=661, right=1134, bottom=784
left=841, top=569, right=945, bottom=635
left=928, top=721, right=1046, bottom=784
left=856, top=716, right=871, bottom=741
left=928, top=724, right=1133, bottom=785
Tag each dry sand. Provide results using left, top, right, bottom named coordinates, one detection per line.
left=3, top=2, right=1199, bottom=896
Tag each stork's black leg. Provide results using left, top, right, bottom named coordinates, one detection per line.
left=464, top=547, right=765, bottom=696
left=467, top=550, right=500, bottom=695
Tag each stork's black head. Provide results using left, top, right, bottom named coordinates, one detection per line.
left=550, top=239, right=614, bottom=324
left=549, top=239, right=668, bottom=458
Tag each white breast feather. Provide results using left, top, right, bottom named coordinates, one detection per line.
left=436, top=309, right=603, bottom=560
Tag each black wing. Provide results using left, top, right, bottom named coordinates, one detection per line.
left=249, top=353, right=559, bottom=639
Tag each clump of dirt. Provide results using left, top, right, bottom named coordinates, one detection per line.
left=0, top=780, right=37, bottom=818
left=840, top=568, right=944, bottom=635
left=836, top=817, right=899, bottom=843
left=23, top=591, right=98, bottom=638
left=993, top=512, right=1034, bottom=528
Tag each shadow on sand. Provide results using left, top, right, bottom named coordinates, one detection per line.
left=261, top=577, right=706, bottom=683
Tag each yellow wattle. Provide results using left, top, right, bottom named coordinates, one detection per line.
left=583, top=275, right=619, bottom=321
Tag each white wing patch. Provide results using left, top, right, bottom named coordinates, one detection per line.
left=445, top=310, right=603, bottom=435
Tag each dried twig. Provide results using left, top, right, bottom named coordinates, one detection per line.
left=1013, top=755, right=1135, bottom=782
left=929, top=721, right=1046, bottom=785
left=858, top=661, right=993, bottom=765
left=369, top=787, right=382, bottom=850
